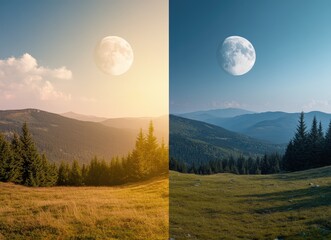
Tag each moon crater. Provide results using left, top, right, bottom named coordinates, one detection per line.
left=217, top=36, right=256, bottom=76
left=95, top=36, right=134, bottom=76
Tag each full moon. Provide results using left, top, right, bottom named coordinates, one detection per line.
left=94, top=36, right=134, bottom=76
left=217, top=36, right=256, bottom=76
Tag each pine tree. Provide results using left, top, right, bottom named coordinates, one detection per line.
left=128, top=129, right=147, bottom=181
left=318, top=121, right=324, bottom=142
left=20, top=123, right=44, bottom=186
left=260, top=154, right=270, bottom=174
left=145, top=121, right=158, bottom=176
left=315, top=121, right=325, bottom=167
left=254, top=156, right=262, bottom=174
left=284, top=112, right=308, bottom=171
left=81, top=164, right=88, bottom=185
left=308, top=116, right=320, bottom=168
left=0, top=133, right=17, bottom=182
left=40, top=154, right=57, bottom=186
left=324, top=121, right=331, bottom=166
left=57, top=161, right=70, bottom=185
left=157, top=138, right=168, bottom=175
left=10, top=133, right=23, bottom=183
left=110, top=157, right=124, bottom=185
left=69, top=160, right=82, bottom=186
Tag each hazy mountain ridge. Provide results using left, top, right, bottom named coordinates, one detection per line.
left=101, top=116, right=169, bottom=143
left=0, top=109, right=167, bottom=164
left=178, top=108, right=255, bottom=121
left=170, top=115, right=284, bottom=164
left=176, top=109, right=331, bottom=144
left=61, top=112, right=108, bottom=122
left=62, top=112, right=169, bottom=143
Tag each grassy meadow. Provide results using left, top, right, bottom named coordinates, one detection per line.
left=170, top=167, right=331, bottom=240
left=0, top=176, right=168, bottom=240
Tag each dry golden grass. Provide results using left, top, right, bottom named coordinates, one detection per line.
left=0, top=176, right=168, bottom=240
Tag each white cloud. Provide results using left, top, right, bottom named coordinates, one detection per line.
left=211, top=100, right=244, bottom=109
left=303, top=99, right=330, bottom=112
left=0, top=53, right=72, bottom=102
left=40, top=81, right=71, bottom=101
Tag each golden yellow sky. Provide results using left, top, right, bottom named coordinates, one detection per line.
left=0, top=0, right=168, bottom=118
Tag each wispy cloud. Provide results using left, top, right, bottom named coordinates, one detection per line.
left=0, top=53, right=72, bottom=102
left=211, top=100, right=245, bottom=109
left=303, top=99, right=330, bottom=112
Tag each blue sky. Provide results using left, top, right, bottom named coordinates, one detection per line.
left=170, top=0, right=331, bottom=114
left=0, top=0, right=168, bottom=117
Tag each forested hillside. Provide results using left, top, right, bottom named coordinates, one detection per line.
left=0, top=109, right=137, bottom=163
left=0, top=121, right=168, bottom=187
left=170, top=115, right=284, bottom=165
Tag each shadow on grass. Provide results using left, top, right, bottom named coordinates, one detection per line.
left=240, top=186, right=331, bottom=213
left=252, top=166, right=331, bottom=182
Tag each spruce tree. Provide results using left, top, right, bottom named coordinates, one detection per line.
left=10, top=133, right=23, bottom=183
left=290, top=112, right=308, bottom=171
left=318, top=122, right=324, bottom=142
left=308, top=116, right=320, bottom=168
left=20, top=123, right=44, bottom=186
left=57, top=161, right=70, bottom=185
left=40, top=154, right=57, bottom=186
left=128, top=129, right=147, bottom=181
left=0, top=133, right=18, bottom=182
left=157, top=138, right=168, bottom=174
left=146, top=121, right=158, bottom=176
left=260, top=154, right=270, bottom=174
left=324, top=121, right=331, bottom=166
left=69, top=160, right=82, bottom=186
left=81, top=164, right=88, bottom=185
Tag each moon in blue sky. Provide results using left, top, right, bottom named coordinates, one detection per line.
left=218, top=36, right=256, bottom=76
left=95, top=36, right=134, bottom=76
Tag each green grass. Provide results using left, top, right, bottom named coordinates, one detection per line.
left=0, top=176, right=168, bottom=240
left=170, top=167, right=331, bottom=240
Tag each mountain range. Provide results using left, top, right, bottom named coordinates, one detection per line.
left=178, top=109, right=331, bottom=144
left=170, top=115, right=284, bottom=164
left=0, top=109, right=168, bottom=163
left=178, top=108, right=254, bottom=122
left=2, top=107, right=329, bottom=165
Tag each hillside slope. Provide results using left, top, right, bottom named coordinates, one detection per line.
left=170, top=166, right=331, bottom=240
left=170, top=115, right=284, bottom=164
left=0, top=109, right=137, bottom=163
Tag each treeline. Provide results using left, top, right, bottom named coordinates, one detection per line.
left=170, top=153, right=282, bottom=175
left=0, top=123, right=57, bottom=186
left=171, top=112, right=331, bottom=175
left=57, top=123, right=168, bottom=186
left=0, top=122, right=168, bottom=187
left=283, top=112, right=331, bottom=171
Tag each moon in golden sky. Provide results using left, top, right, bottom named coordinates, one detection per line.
left=95, top=36, right=134, bottom=76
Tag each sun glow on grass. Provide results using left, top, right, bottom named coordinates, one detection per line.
left=0, top=176, right=169, bottom=239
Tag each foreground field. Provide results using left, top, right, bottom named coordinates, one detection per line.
left=170, top=167, right=331, bottom=240
left=0, top=176, right=168, bottom=240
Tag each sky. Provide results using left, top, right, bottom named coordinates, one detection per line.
left=0, top=0, right=168, bottom=118
left=170, top=0, right=331, bottom=114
